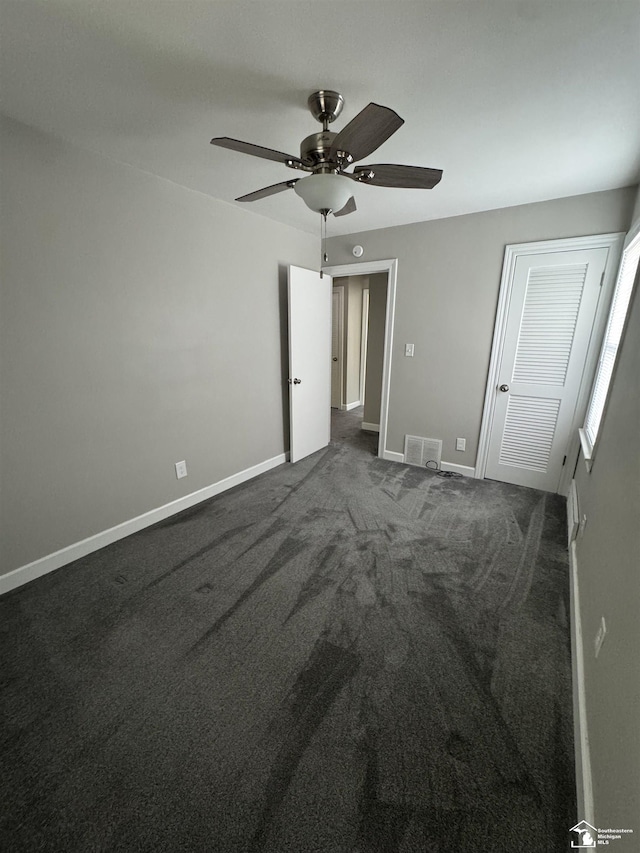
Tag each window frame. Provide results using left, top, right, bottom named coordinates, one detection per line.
left=579, top=223, right=640, bottom=470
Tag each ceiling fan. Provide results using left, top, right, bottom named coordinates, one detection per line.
left=210, top=90, right=443, bottom=218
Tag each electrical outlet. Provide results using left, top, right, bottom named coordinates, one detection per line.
left=456, top=437, right=466, bottom=452
left=594, top=616, right=607, bottom=658
left=175, top=460, right=188, bottom=479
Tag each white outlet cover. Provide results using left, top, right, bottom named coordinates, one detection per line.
left=175, top=460, right=188, bottom=479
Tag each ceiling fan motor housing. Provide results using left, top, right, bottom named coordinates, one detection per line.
left=300, top=131, right=336, bottom=168
left=300, top=131, right=354, bottom=172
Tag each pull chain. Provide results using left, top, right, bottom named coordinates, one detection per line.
left=320, top=212, right=328, bottom=278
left=320, top=210, right=329, bottom=278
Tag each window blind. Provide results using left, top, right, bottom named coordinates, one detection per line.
left=583, top=233, right=640, bottom=451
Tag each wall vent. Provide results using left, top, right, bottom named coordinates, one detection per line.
left=404, top=435, right=442, bottom=469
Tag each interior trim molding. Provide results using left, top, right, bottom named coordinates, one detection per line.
left=0, top=452, right=289, bottom=597
left=440, top=461, right=476, bottom=477
left=568, top=535, right=595, bottom=825
left=567, top=479, right=580, bottom=544
left=344, top=400, right=362, bottom=411
left=361, top=422, right=380, bottom=432
left=379, top=452, right=476, bottom=477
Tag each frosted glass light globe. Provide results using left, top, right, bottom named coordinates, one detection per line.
left=294, top=173, right=352, bottom=213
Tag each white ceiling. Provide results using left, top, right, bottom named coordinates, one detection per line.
left=1, top=1, right=639, bottom=236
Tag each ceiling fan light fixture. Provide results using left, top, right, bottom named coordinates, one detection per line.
left=293, top=173, right=352, bottom=214
left=211, top=91, right=443, bottom=216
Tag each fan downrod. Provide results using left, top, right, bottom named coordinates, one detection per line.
left=307, top=90, right=344, bottom=129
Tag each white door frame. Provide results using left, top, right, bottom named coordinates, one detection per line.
left=323, top=259, right=398, bottom=461
left=476, top=233, right=625, bottom=494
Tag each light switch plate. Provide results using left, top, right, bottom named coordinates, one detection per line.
left=405, top=343, right=414, bottom=357
left=175, top=460, right=188, bottom=479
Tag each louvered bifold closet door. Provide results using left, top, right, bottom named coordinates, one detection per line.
left=485, top=247, right=609, bottom=491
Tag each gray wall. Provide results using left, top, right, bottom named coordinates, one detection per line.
left=573, top=191, right=640, bottom=831
left=0, top=116, right=316, bottom=574
left=326, top=187, right=637, bottom=464
left=363, top=274, right=388, bottom=427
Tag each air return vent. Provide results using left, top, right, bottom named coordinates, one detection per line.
left=404, top=435, right=442, bottom=468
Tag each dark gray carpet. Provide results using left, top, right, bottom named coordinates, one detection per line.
left=0, top=408, right=575, bottom=852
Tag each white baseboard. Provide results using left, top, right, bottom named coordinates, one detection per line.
left=567, top=479, right=579, bottom=546
left=0, top=452, right=289, bottom=597
left=345, top=401, right=362, bottom=411
left=440, top=461, right=476, bottom=477
left=378, top=453, right=475, bottom=476
left=569, top=537, right=594, bottom=825
left=362, top=422, right=380, bottom=432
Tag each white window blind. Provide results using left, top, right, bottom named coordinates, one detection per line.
left=583, top=232, right=640, bottom=453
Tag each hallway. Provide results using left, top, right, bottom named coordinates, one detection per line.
left=330, top=406, right=378, bottom=456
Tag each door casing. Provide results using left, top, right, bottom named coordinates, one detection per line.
left=476, top=233, right=625, bottom=495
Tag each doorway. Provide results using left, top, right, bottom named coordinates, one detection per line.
left=330, top=274, right=387, bottom=454
left=331, top=274, right=387, bottom=412
left=324, top=259, right=398, bottom=460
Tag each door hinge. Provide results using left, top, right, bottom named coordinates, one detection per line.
left=562, top=455, right=567, bottom=466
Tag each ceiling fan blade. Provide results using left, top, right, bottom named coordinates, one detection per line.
left=352, top=163, right=443, bottom=189
left=330, top=103, right=404, bottom=163
left=211, top=137, right=304, bottom=168
left=235, top=180, right=299, bottom=203
left=333, top=196, right=357, bottom=217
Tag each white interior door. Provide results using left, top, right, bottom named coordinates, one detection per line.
left=485, top=247, right=609, bottom=491
left=288, top=265, right=332, bottom=463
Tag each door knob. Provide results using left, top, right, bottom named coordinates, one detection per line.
left=332, top=357, right=338, bottom=362
left=499, top=384, right=509, bottom=392
left=293, top=378, right=302, bottom=385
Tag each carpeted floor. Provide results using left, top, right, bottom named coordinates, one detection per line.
left=0, top=408, right=575, bottom=852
